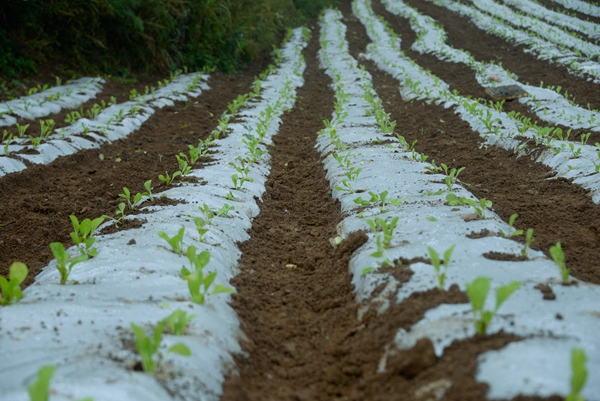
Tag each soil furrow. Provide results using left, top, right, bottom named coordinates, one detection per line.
left=0, top=70, right=261, bottom=286
left=221, top=16, right=560, bottom=401
left=339, top=1, right=600, bottom=285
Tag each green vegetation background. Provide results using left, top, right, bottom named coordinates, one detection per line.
left=0, top=0, right=340, bottom=80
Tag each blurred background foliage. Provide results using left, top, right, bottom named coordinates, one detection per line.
left=0, top=0, right=340, bottom=80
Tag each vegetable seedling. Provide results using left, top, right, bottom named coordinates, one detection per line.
left=0, top=262, right=28, bottom=306
left=180, top=246, right=234, bottom=305
left=366, top=217, right=399, bottom=248
left=549, top=242, right=570, bottom=284
left=158, top=171, right=181, bottom=186
left=163, top=309, right=198, bottom=335
left=466, top=277, right=521, bottom=335
left=567, top=347, right=588, bottom=401
left=50, top=242, right=88, bottom=284
left=28, top=365, right=54, bottom=401
left=427, top=245, right=455, bottom=290
left=158, top=227, right=185, bottom=255
left=131, top=321, right=191, bottom=374
left=119, top=187, right=143, bottom=210
left=69, top=215, right=105, bottom=257
left=499, top=213, right=523, bottom=238
left=522, top=228, right=535, bottom=257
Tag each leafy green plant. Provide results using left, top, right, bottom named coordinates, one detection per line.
left=0, top=262, right=28, bottom=306
left=131, top=321, right=191, bottom=374
left=158, top=227, right=185, bottom=255
left=443, top=165, right=465, bottom=192
left=522, top=228, right=535, bottom=257
left=549, top=242, right=570, bottom=284
left=15, top=122, right=30, bottom=137
left=158, top=171, right=181, bottom=186
left=69, top=215, right=105, bottom=257
left=499, top=213, right=523, bottom=238
left=353, top=190, right=403, bottom=212
left=366, top=217, right=399, bottom=248
left=50, top=242, right=88, bottom=284
left=119, top=187, right=143, bottom=210
left=446, top=193, right=492, bottom=219
left=27, top=365, right=54, bottom=401
left=163, top=309, right=198, bottom=335
left=428, top=245, right=455, bottom=290
left=567, top=347, right=588, bottom=401
left=180, top=246, right=234, bottom=305
left=466, top=277, right=521, bottom=335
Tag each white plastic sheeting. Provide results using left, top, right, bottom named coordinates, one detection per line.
left=320, top=7, right=600, bottom=399
left=0, top=74, right=208, bottom=178
left=0, top=78, right=104, bottom=127
left=354, top=0, right=600, bottom=203
left=429, top=0, right=600, bottom=84
left=0, top=28, right=307, bottom=401
left=382, top=0, right=600, bottom=132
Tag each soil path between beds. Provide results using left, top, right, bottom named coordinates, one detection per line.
left=219, top=21, right=555, bottom=401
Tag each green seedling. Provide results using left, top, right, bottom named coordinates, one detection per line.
left=567, top=347, right=588, bottom=401
left=158, top=227, right=185, bottom=255
left=193, top=217, right=209, bottom=242
left=522, top=228, right=535, bottom=257
left=225, top=191, right=235, bottom=201
left=444, top=166, right=466, bottom=192
left=3, top=131, right=13, bottom=155
left=366, top=217, right=399, bottom=249
left=370, top=235, right=394, bottom=268
left=549, top=242, right=570, bottom=284
left=114, top=202, right=127, bottom=227
left=446, top=193, right=492, bottom=219
left=163, top=309, right=198, bottom=335
left=335, top=179, right=355, bottom=194
left=158, top=170, right=181, bottom=186
left=65, top=110, right=82, bottom=124
left=69, top=215, right=105, bottom=257
left=180, top=246, right=234, bottom=305
left=119, top=187, right=143, bottom=210
left=175, top=154, right=192, bottom=177
left=428, top=245, right=455, bottom=290
left=131, top=321, right=191, bottom=374
left=466, top=277, right=521, bottom=335
left=354, top=190, right=403, bottom=212
left=216, top=204, right=235, bottom=218
left=0, top=262, right=28, bottom=306
left=499, top=213, right=523, bottom=238
left=39, top=119, right=55, bottom=139
left=50, top=242, right=88, bottom=284
left=198, top=204, right=215, bottom=224
left=27, top=365, right=55, bottom=401
left=15, top=122, right=30, bottom=137
left=142, top=180, right=154, bottom=200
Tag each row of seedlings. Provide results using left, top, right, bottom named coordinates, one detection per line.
left=428, top=0, right=600, bottom=83
left=0, top=72, right=208, bottom=178
left=502, top=0, right=600, bottom=39
left=551, top=0, right=600, bottom=18
left=319, top=8, right=597, bottom=400
left=353, top=0, right=600, bottom=203
left=0, top=78, right=104, bottom=127
left=382, top=0, right=600, bottom=132
left=0, top=27, right=308, bottom=401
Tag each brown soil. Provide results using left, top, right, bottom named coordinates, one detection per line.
left=1, top=1, right=598, bottom=400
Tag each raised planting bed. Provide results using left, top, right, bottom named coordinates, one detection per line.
left=1, top=1, right=600, bottom=400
